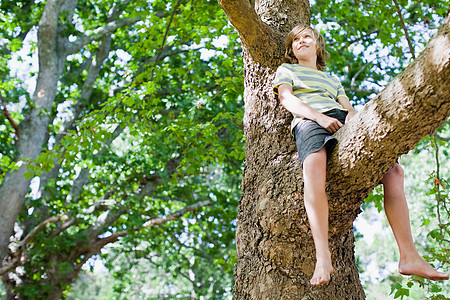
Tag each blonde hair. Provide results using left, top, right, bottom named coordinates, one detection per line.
left=284, top=25, right=329, bottom=71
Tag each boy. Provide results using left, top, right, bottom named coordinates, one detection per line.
left=273, top=24, right=449, bottom=286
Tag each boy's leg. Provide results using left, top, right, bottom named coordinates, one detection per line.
left=303, top=147, right=334, bottom=286
left=382, top=164, right=448, bottom=281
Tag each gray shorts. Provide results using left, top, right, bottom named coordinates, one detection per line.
left=293, top=109, right=347, bottom=165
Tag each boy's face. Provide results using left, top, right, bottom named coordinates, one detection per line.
left=291, top=29, right=317, bottom=63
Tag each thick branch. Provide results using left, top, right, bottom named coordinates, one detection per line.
left=327, top=16, right=450, bottom=233
left=37, top=0, right=60, bottom=62
left=218, top=0, right=284, bottom=63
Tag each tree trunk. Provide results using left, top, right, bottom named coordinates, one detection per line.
left=219, top=0, right=450, bottom=298
left=0, top=0, right=70, bottom=262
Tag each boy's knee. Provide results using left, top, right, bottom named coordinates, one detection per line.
left=302, top=148, right=327, bottom=170
left=385, top=163, right=404, bottom=180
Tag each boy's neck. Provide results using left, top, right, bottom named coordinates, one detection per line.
left=297, top=60, right=318, bottom=70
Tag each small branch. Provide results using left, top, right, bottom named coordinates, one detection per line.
left=149, top=0, right=183, bottom=81
left=21, top=216, right=60, bottom=246
left=143, top=200, right=212, bottom=228
left=138, top=46, right=202, bottom=75
left=67, top=18, right=140, bottom=55
left=350, top=61, right=372, bottom=87
left=0, top=216, right=60, bottom=275
left=148, top=195, right=189, bottom=204
left=1, top=97, right=21, bottom=137
left=73, top=199, right=213, bottom=271
left=97, top=200, right=212, bottom=245
left=392, top=0, right=415, bottom=59
left=49, top=218, right=78, bottom=238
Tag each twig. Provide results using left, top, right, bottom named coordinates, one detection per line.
left=359, top=0, right=386, bottom=8
left=432, top=134, right=450, bottom=244
left=0, top=216, right=60, bottom=275
left=338, top=29, right=379, bottom=52
left=1, top=97, right=21, bottom=138
left=149, top=0, right=184, bottom=81
left=435, top=132, right=450, bottom=142
left=392, top=0, right=415, bottom=59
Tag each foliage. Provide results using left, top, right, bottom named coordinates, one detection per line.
left=1, top=0, right=243, bottom=298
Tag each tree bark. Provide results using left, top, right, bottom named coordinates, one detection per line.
left=219, top=0, right=450, bottom=298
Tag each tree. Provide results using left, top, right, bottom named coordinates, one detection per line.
left=0, top=0, right=243, bottom=298
left=218, top=0, right=450, bottom=298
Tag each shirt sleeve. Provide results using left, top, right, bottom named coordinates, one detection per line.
left=336, top=81, right=347, bottom=99
left=273, top=65, right=293, bottom=95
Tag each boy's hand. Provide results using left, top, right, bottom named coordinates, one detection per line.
left=316, top=114, right=343, bottom=133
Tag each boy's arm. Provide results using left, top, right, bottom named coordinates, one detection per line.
left=337, top=96, right=357, bottom=122
left=278, top=83, right=343, bottom=133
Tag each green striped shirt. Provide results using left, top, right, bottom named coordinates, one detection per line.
left=273, top=63, right=347, bottom=131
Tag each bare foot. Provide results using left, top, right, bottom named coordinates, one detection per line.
left=310, top=258, right=334, bottom=286
left=399, top=255, right=449, bottom=281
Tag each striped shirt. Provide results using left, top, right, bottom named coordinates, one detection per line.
left=273, top=63, right=347, bottom=131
